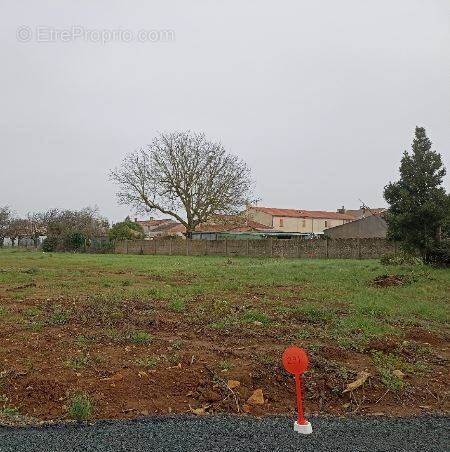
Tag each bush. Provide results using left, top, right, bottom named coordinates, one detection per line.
left=65, top=232, right=86, bottom=251
left=426, top=241, right=450, bottom=267
left=380, top=251, right=422, bottom=266
left=42, top=236, right=58, bottom=252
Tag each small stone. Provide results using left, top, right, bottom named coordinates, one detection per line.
left=227, top=380, right=240, bottom=390
left=247, top=388, right=264, bottom=405
left=393, top=370, right=405, bottom=379
left=242, top=404, right=252, bottom=413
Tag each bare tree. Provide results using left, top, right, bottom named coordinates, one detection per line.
left=0, top=206, right=12, bottom=247
left=110, top=131, right=254, bottom=235
left=7, top=218, right=28, bottom=247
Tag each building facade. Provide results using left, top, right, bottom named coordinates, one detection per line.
left=246, top=206, right=356, bottom=234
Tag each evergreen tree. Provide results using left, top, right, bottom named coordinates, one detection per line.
left=384, top=127, right=449, bottom=262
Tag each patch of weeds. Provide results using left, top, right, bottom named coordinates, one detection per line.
left=65, top=354, right=88, bottom=370
left=135, top=356, right=159, bottom=369
left=258, top=354, right=276, bottom=366
left=121, top=280, right=132, bottom=287
left=335, top=335, right=366, bottom=352
left=378, top=368, right=404, bottom=390
left=209, top=319, right=234, bottom=330
left=0, top=406, right=20, bottom=417
left=171, top=340, right=183, bottom=350
left=23, top=320, right=45, bottom=332
left=212, top=300, right=230, bottom=316
left=24, top=307, right=43, bottom=317
left=127, top=331, right=153, bottom=345
left=49, top=307, right=69, bottom=325
left=22, top=267, right=39, bottom=275
left=218, top=360, right=233, bottom=371
left=293, top=329, right=312, bottom=340
left=67, top=393, right=92, bottom=421
left=305, top=343, right=322, bottom=353
left=75, top=336, right=90, bottom=348
left=102, top=281, right=112, bottom=288
left=166, top=299, right=185, bottom=312
left=289, top=304, right=332, bottom=324
left=0, top=307, right=7, bottom=317
left=372, top=350, right=428, bottom=375
left=241, top=309, right=270, bottom=324
left=167, top=352, right=180, bottom=366
left=105, top=329, right=122, bottom=342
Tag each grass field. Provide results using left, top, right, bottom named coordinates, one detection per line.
left=0, top=249, right=448, bottom=422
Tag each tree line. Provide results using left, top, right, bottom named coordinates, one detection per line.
left=0, top=207, right=109, bottom=251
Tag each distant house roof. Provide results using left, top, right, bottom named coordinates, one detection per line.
left=343, top=208, right=386, bottom=219
left=195, top=217, right=272, bottom=233
left=135, top=219, right=172, bottom=228
left=250, top=206, right=356, bottom=221
left=150, top=222, right=186, bottom=234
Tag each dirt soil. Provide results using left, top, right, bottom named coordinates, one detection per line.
left=1, top=297, right=448, bottom=423
left=372, top=274, right=409, bottom=287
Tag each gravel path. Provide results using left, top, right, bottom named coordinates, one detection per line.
left=0, top=415, right=448, bottom=452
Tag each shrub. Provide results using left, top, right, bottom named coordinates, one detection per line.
left=426, top=241, right=450, bottom=267
left=380, top=251, right=422, bottom=266
left=42, top=237, right=58, bottom=252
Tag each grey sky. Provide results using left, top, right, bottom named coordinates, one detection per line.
left=1, top=0, right=449, bottom=223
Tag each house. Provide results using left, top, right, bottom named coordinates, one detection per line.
left=134, top=218, right=186, bottom=238
left=134, top=218, right=173, bottom=235
left=192, top=215, right=272, bottom=240
left=148, top=222, right=186, bottom=238
left=246, top=206, right=356, bottom=234
left=324, top=212, right=387, bottom=238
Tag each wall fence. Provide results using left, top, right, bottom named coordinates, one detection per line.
left=114, top=237, right=398, bottom=259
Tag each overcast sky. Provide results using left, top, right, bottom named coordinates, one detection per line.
left=1, top=0, right=449, bottom=222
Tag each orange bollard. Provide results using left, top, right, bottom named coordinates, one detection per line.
left=282, top=346, right=312, bottom=434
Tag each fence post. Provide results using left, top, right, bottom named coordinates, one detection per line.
left=270, top=237, right=273, bottom=257
left=357, top=238, right=361, bottom=259
left=246, top=239, right=249, bottom=256
left=186, top=239, right=190, bottom=256
left=126, top=239, right=129, bottom=254
left=169, top=239, right=173, bottom=255
left=326, top=237, right=329, bottom=259
left=225, top=238, right=228, bottom=256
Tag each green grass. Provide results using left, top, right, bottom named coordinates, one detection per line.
left=127, top=331, right=153, bottom=345
left=0, top=249, right=448, bottom=347
left=67, top=393, right=92, bottom=420
left=135, top=356, right=159, bottom=369
left=0, top=406, right=20, bottom=417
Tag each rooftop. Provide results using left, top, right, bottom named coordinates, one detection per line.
left=250, top=206, right=356, bottom=221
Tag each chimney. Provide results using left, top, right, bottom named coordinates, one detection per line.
left=337, top=206, right=345, bottom=214
left=134, top=218, right=138, bottom=222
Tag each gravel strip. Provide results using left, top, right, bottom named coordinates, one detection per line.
left=0, top=415, right=448, bottom=452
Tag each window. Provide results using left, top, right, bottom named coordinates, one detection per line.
left=302, top=219, right=306, bottom=227
left=324, top=220, right=328, bottom=227
left=279, top=218, right=284, bottom=227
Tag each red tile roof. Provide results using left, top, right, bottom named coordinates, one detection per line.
left=250, top=206, right=356, bottom=221
left=195, top=218, right=272, bottom=233
left=135, top=219, right=173, bottom=228
left=151, top=222, right=186, bottom=234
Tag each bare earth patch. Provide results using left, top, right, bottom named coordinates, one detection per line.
left=0, top=251, right=448, bottom=423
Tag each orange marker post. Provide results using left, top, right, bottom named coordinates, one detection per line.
left=282, top=346, right=312, bottom=434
